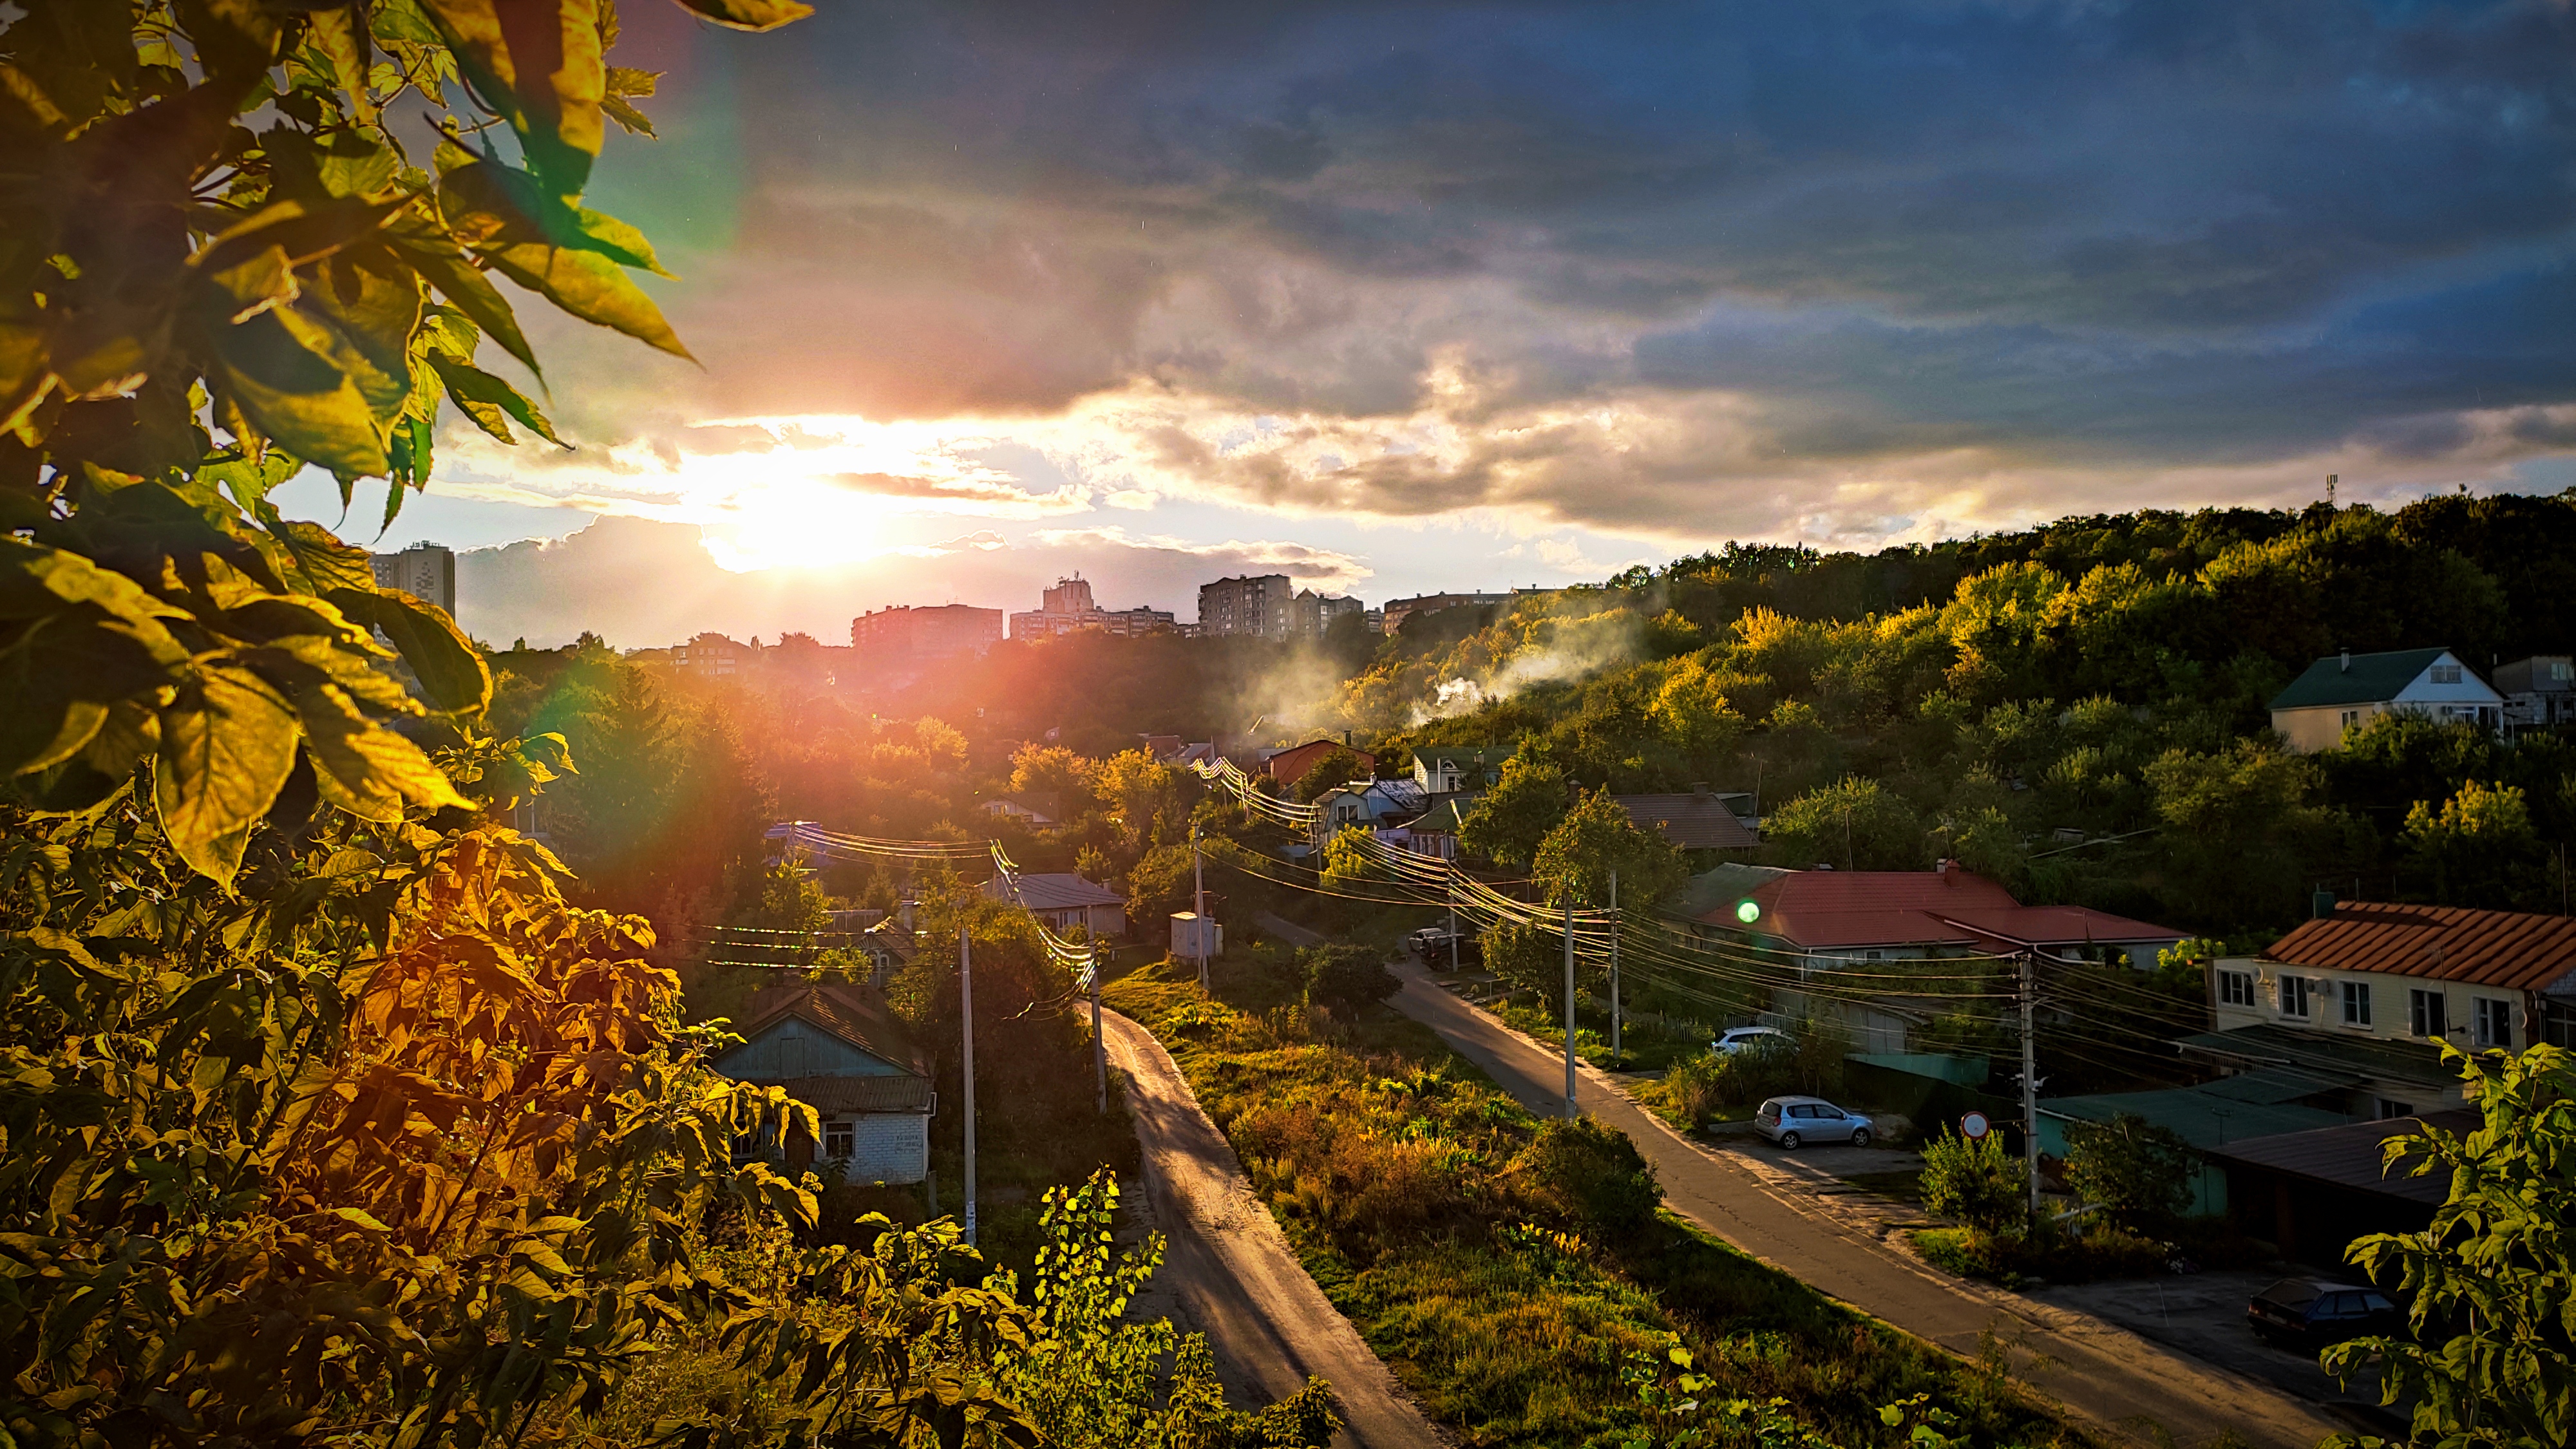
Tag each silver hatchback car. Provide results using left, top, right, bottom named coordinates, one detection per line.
left=1754, top=1095, right=1875, bottom=1150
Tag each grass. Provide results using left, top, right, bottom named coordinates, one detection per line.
left=1913, top=1220, right=2274, bottom=1291
left=1105, top=949, right=2097, bottom=1449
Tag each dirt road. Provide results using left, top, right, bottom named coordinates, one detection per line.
left=1388, top=963, right=2347, bottom=1449
left=1101, top=1009, right=1448, bottom=1449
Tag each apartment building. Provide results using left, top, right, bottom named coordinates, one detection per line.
left=1008, top=576, right=1177, bottom=640
left=851, top=603, right=1004, bottom=658
left=372, top=541, right=457, bottom=616
left=1198, top=574, right=1296, bottom=638
left=2195, top=898, right=2576, bottom=1118
left=1381, top=590, right=1519, bottom=635
left=1291, top=589, right=1364, bottom=636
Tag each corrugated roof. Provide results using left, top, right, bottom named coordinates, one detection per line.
left=2038, top=1086, right=2350, bottom=1153
left=1930, top=904, right=2187, bottom=947
left=1731, top=867, right=2021, bottom=948
left=2201, top=1109, right=2477, bottom=1206
left=989, top=872, right=1125, bottom=911
left=1613, top=793, right=1760, bottom=851
left=2263, top=901, right=2576, bottom=994
left=2197, top=1065, right=2362, bottom=1105
left=1666, top=862, right=1792, bottom=920
left=2267, top=648, right=2450, bottom=710
left=2176, top=1023, right=2456, bottom=1090
left=1266, top=739, right=1377, bottom=781
left=728, top=982, right=929, bottom=1077
left=766, top=1074, right=936, bottom=1114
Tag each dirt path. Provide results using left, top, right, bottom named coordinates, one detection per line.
left=1101, top=1009, right=1448, bottom=1449
left=1388, top=963, right=2348, bottom=1449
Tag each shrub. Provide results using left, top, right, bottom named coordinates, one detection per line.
left=1520, top=1116, right=1662, bottom=1238
left=1301, top=944, right=1399, bottom=1014
left=1919, top=1129, right=2028, bottom=1233
left=2063, top=1111, right=2196, bottom=1231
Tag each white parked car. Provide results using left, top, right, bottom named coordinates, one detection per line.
left=1712, top=1026, right=1794, bottom=1056
left=1754, top=1096, right=1875, bottom=1150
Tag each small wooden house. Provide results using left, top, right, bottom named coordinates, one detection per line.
left=714, top=981, right=934, bottom=1183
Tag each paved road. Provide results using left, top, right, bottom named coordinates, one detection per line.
left=1388, top=963, right=2347, bottom=1449
left=1101, top=1009, right=1448, bottom=1449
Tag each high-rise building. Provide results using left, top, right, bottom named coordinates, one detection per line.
left=1381, top=591, right=1523, bottom=635
left=1009, top=576, right=1176, bottom=641
left=1291, top=589, right=1365, bottom=637
left=851, top=604, right=1005, bottom=658
left=372, top=541, right=456, bottom=616
left=1197, top=574, right=1296, bottom=638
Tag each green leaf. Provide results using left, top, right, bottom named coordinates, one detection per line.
left=415, top=0, right=606, bottom=197
left=155, top=662, right=299, bottom=884
left=482, top=243, right=690, bottom=359
left=667, top=0, right=813, bottom=33
left=294, top=681, right=469, bottom=821
left=384, top=218, right=540, bottom=379
left=428, top=354, right=562, bottom=446
left=601, top=93, right=655, bottom=138
left=325, top=586, right=492, bottom=715
left=440, top=161, right=670, bottom=276
left=296, top=251, right=425, bottom=421
left=202, top=294, right=390, bottom=480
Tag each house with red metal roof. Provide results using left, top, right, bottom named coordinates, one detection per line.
left=1698, top=860, right=2187, bottom=968
left=2193, top=898, right=2576, bottom=1118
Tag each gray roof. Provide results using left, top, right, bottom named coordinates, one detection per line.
left=767, top=1074, right=936, bottom=1114
left=990, top=872, right=1124, bottom=910
left=2201, top=1109, right=2478, bottom=1206
left=1664, top=862, right=1792, bottom=920
left=1613, top=793, right=1759, bottom=851
left=2268, top=648, right=2456, bottom=710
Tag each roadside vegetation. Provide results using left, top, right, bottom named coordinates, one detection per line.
left=1105, top=949, right=2092, bottom=1449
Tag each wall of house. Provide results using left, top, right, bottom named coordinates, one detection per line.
left=2273, top=703, right=2375, bottom=752
left=717, top=1018, right=911, bottom=1080
left=2209, top=956, right=2504, bottom=1109
left=829, top=1112, right=929, bottom=1185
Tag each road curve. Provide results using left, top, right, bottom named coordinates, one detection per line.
left=1101, top=1009, right=1448, bottom=1449
left=1388, top=963, right=2344, bottom=1449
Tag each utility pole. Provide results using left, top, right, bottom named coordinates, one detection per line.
left=1609, top=869, right=1622, bottom=1068
left=1090, top=945, right=1107, bottom=1116
left=2018, top=945, right=2040, bottom=1222
left=960, top=925, right=978, bottom=1248
left=1562, top=897, right=1578, bottom=1119
left=1448, top=880, right=1459, bottom=972
left=1192, top=826, right=1208, bottom=990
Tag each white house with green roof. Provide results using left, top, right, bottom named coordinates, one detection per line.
left=2268, top=647, right=2504, bottom=752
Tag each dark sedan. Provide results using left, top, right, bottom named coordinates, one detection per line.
left=2248, top=1279, right=2403, bottom=1350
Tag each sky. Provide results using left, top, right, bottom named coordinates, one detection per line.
left=290, top=0, right=2576, bottom=647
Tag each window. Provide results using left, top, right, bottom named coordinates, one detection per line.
left=2340, top=709, right=2361, bottom=732
left=2279, top=975, right=2313, bottom=1019
left=2219, top=970, right=2256, bottom=1008
left=824, top=1119, right=855, bottom=1160
left=2540, top=998, right=2575, bottom=1049
left=2340, top=980, right=2372, bottom=1027
left=2431, top=663, right=2463, bottom=684
left=2376, top=1099, right=2415, bottom=1120
left=2409, top=989, right=2448, bottom=1039
left=2474, top=997, right=2514, bottom=1049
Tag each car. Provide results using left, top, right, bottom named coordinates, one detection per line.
left=1408, top=926, right=1481, bottom=965
left=1713, top=1026, right=1794, bottom=1056
left=1754, top=1095, right=1875, bottom=1149
left=2246, top=1280, right=2403, bottom=1350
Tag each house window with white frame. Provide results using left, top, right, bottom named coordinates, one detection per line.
left=2545, top=999, right=2576, bottom=1048
left=2340, top=980, right=2372, bottom=1027
left=2474, top=997, right=2514, bottom=1049
left=2410, top=988, right=2448, bottom=1039
left=2339, top=709, right=2361, bottom=732
left=2430, top=663, right=2462, bottom=684
left=2279, top=974, right=2313, bottom=1019
left=2376, top=1097, right=2416, bottom=1120
left=2218, top=969, right=2256, bottom=1008
left=824, top=1119, right=855, bottom=1160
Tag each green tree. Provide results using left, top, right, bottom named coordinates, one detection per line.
left=1010, top=742, right=1096, bottom=815
left=1919, top=1130, right=2027, bottom=1234
left=1318, top=823, right=1379, bottom=892
left=1649, top=656, right=1751, bottom=755
left=1459, top=752, right=1567, bottom=867
left=1519, top=1115, right=1662, bottom=1240
left=1532, top=786, right=1686, bottom=910
left=1764, top=777, right=1927, bottom=871
left=1301, top=943, right=1399, bottom=1014
left=2063, top=1112, right=2195, bottom=1231
left=1292, top=745, right=1364, bottom=803
left=2325, top=1045, right=2576, bottom=1449
left=2143, top=739, right=2327, bottom=927
left=2401, top=779, right=2541, bottom=908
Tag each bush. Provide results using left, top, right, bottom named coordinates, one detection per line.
left=1919, top=1129, right=2027, bottom=1233
left=2063, top=1111, right=2196, bottom=1231
left=1301, top=944, right=1399, bottom=1014
left=1520, top=1116, right=1662, bottom=1238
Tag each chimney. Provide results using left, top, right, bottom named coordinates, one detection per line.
left=2312, top=889, right=2336, bottom=920
left=1938, top=857, right=1956, bottom=880
left=2340, top=649, right=2351, bottom=673
left=1690, top=781, right=1710, bottom=797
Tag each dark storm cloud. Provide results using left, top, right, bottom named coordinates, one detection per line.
left=583, top=0, right=2576, bottom=524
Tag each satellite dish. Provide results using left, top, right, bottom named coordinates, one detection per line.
left=1960, top=1111, right=1991, bottom=1140
left=1735, top=900, right=1760, bottom=923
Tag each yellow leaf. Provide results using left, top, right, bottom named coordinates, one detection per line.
left=295, top=681, right=469, bottom=822
left=416, top=0, right=606, bottom=197
left=155, top=663, right=299, bottom=884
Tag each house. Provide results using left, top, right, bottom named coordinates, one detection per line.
left=2033, top=1069, right=2356, bottom=1217
left=1611, top=787, right=1759, bottom=851
left=1309, top=779, right=1426, bottom=846
left=1265, top=737, right=1378, bottom=786
left=2266, top=647, right=2505, bottom=752
left=1412, top=746, right=1513, bottom=795
left=2203, top=1110, right=2474, bottom=1265
left=2195, top=898, right=2576, bottom=1118
left=986, top=872, right=1127, bottom=938
left=712, top=981, right=934, bottom=1182
left=980, top=797, right=1059, bottom=828
left=2496, top=655, right=2575, bottom=729
left=1699, top=862, right=2187, bottom=967
left=1397, top=793, right=1475, bottom=861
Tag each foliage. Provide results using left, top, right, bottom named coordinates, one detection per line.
left=1318, top=823, right=1379, bottom=893
left=1291, top=745, right=1364, bottom=803
left=1459, top=752, right=1567, bottom=867
left=1300, top=942, right=1399, bottom=1014
left=1001, top=1171, right=1340, bottom=1448
left=2400, top=779, right=2541, bottom=909
left=1009, top=743, right=1096, bottom=815
left=2324, top=1044, right=2576, bottom=1449
left=2061, top=1112, right=2195, bottom=1231
left=1520, top=1115, right=1663, bottom=1240
left=1531, top=786, right=1687, bottom=911
left=1918, top=1130, right=2028, bottom=1234
left=1763, top=777, right=1927, bottom=871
